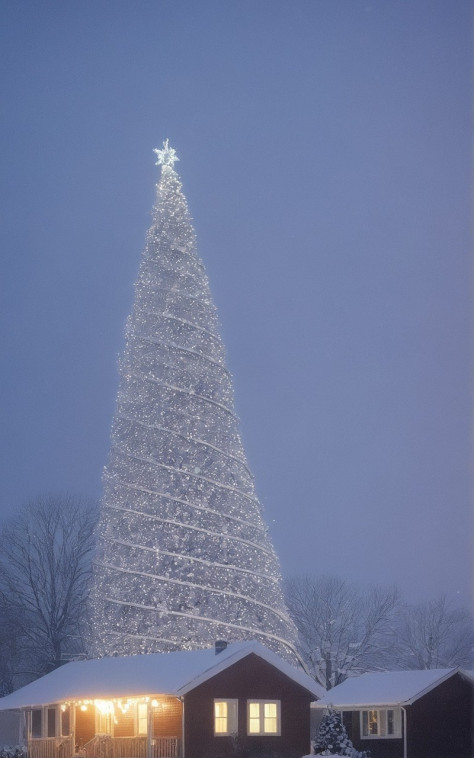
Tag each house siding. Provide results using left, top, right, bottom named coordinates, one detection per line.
left=114, top=711, right=135, bottom=738
left=407, top=674, right=473, bottom=758
left=343, top=711, right=403, bottom=758
left=153, top=697, right=182, bottom=739
left=183, top=653, right=312, bottom=758
left=0, top=710, right=24, bottom=746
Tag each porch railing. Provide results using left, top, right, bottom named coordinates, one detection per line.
left=83, top=736, right=180, bottom=758
left=152, top=738, right=179, bottom=758
left=28, top=736, right=74, bottom=758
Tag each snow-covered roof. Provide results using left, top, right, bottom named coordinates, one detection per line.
left=0, top=641, right=323, bottom=710
left=313, top=668, right=461, bottom=709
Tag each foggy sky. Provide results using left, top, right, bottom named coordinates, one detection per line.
left=1, top=1, right=472, bottom=611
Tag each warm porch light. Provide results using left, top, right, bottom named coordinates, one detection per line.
left=94, top=700, right=115, bottom=716
left=69, top=696, right=160, bottom=721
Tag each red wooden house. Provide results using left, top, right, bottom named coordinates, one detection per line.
left=0, top=641, right=323, bottom=758
left=313, top=667, right=473, bottom=758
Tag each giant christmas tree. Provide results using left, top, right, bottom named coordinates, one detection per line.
left=89, top=141, right=299, bottom=663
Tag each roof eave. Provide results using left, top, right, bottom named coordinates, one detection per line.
left=312, top=701, right=407, bottom=710
left=0, top=690, right=180, bottom=712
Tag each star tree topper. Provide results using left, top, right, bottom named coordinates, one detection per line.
left=153, top=139, right=179, bottom=169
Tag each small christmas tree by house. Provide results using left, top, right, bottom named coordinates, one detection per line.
left=314, top=709, right=362, bottom=756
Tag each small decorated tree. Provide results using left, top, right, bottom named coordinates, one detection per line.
left=314, top=709, right=371, bottom=757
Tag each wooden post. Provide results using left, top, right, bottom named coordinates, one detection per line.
left=71, top=705, right=76, bottom=753
left=146, top=703, right=152, bottom=758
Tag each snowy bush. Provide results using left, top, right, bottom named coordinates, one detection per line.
left=313, top=710, right=371, bottom=757
left=0, top=747, right=27, bottom=758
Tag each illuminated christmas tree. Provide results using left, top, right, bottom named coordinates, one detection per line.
left=89, top=141, right=299, bottom=663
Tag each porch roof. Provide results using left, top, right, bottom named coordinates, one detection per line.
left=0, top=641, right=324, bottom=710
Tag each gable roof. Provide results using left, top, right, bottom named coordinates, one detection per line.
left=314, top=668, right=461, bottom=709
left=0, top=641, right=324, bottom=710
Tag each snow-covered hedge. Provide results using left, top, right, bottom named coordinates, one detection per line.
left=0, top=748, right=27, bottom=758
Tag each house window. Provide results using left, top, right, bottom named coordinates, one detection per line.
left=214, top=700, right=238, bottom=735
left=31, top=709, right=42, bottom=738
left=360, top=709, right=401, bottom=738
left=247, top=701, right=280, bottom=735
left=138, top=703, right=148, bottom=736
left=96, top=710, right=112, bottom=735
left=47, top=708, right=56, bottom=738
left=61, top=707, right=70, bottom=736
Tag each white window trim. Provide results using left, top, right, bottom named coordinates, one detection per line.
left=214, top=699, right=238, bottom=736
left=96, top=709, right=113, bottom=736
left=60, top=705, right=71, bottom=737
left=30, top=708, right=43, bottom=739
left=246, top=700, right=281, bottom=736
left=360, top=708, right=401, bottom=739
left=29, top=706, right=60, bottom=739
left=46, top=706, right=58, bottom=738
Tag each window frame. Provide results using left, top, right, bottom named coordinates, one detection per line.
left=246, top=700, right=281, bottom=736
left=30, top=709, right=43, bottom=739
left=137, top=702, right=148, bottom=736
left=96, top=709, right=113, bottom=736
left=360, top=708, right=401, bottom=739
left=60, top=706, right=71, bottom=737
left=47, top=707, right=57, bottom=738
left=214, top=699, right=238, bottom=736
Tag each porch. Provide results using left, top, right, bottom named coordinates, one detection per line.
left=26, top=696, right=182, bottom=758
left=28, top=735, right=180, bottom=758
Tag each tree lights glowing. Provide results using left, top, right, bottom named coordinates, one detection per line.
left=153, top=139, right=179, bottom=168
left=89, top=143, right=299, bottom=663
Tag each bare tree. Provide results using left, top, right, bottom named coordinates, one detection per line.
left=285, top=574, right=399, bottom=689
left=393, top=595, right=474, bottom=669
left=0, top=604, right=22, bottom=695
left=0, top=494, right=97, bottom=687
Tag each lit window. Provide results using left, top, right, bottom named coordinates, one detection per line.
left=96, top=711, right=112, bottom=735
left=360, top=709, right=401, bottom=739
left=214, top=700, right=238, bottom=736
left=138, top=703, right=148, bottom=736
left=247, top=701, right=280, bottom=736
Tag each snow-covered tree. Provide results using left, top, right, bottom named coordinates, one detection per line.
left=89, top=141, right=299, bottom=663
left=0, top=494, right=96, bottom=688
left=285, top=574, right=398, bottom=688
left=313, top=710, right=355, bottom=756
left=393, top=595, right=474, bottom=669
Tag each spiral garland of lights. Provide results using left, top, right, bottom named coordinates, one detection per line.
left=89, top=142, right=299, bottom=664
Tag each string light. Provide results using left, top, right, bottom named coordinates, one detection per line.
left=89, top=143, right=299, bottom=664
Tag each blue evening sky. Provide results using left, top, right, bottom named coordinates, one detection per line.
left=1, top=1, right=472, bottom=610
